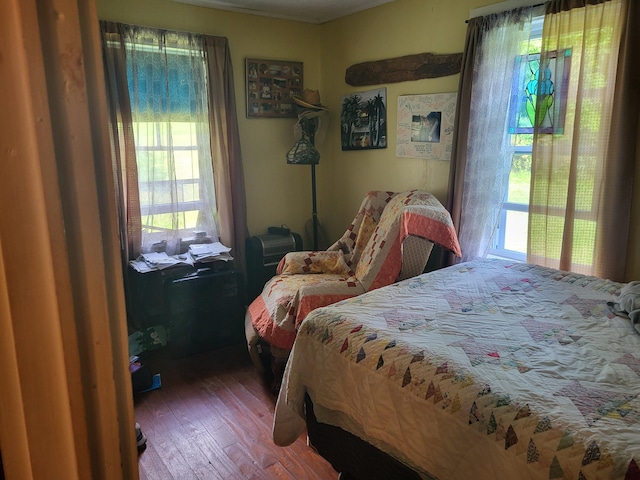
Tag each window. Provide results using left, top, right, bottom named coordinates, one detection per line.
left=124, top=33, right=219, bottom=254
left=488, top=17, right=541, bottom=260
left=103, top=22, right=247, bottom=266
left=457, top=0, right=630, bottom=279
left=133, top=120, right=214, bottom=235
left=490, top=17, right=576, bottom=262
left=491, top=142, right=532, bottom=261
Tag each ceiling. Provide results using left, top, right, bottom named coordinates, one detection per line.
left=172, top=0, right=396, bottom=24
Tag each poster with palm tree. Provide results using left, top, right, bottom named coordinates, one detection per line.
left=340, top=88, right=387, bottom=150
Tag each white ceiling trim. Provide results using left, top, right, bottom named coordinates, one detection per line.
left=171, top=0, right=395, bottom=24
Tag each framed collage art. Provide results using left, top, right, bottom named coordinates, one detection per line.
left=246, top=58, right=303, bottom=118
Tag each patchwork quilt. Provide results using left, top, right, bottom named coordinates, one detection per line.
left=274, top=258, right=640, bottom=480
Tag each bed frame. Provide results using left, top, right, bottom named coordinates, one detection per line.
left=269, top=259, right=638, bottom=479
left=304, top=394, right=422, bottom=480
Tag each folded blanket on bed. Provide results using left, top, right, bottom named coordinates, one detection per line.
left=609, top=280, right=640, bottom=334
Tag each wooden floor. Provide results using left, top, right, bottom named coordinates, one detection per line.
left=134, top=342, right=338, bottom=480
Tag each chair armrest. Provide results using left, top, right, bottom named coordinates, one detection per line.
left=277, top=251, right=352, bottom=276
left=295, top=278, right=365, bottom=327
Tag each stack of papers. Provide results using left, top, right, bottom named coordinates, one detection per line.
left=188, top=242, right=233, bottom=263
left=128, top=242, right=234, bottom=273
left=129, top=252, right=191, bottom=273
left=142, top=252, right=189, bottom=269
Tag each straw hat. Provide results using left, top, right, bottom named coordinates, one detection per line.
left=292, top=89, right=330, bottom=111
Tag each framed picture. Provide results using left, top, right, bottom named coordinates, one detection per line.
left=245, top=58, right=303, bottom=118
left=340, top=88, right=387, bottom=150
left=396, top=93, right=456, bottom=160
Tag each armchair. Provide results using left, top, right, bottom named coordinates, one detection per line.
left=245, top=190, right=461, bottom=379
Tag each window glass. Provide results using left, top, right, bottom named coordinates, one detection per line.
left=124, top=37, right=218, bottom=254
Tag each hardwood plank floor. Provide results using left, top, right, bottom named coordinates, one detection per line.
left=134, top=342, right=338, bottom=480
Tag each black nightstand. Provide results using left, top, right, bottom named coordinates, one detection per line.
left=165, top=268, right=244, bottom=357
left=126, top=265, right=245, bottom=357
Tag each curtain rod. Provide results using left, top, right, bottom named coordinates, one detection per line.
left=465, top=1, right=545, bottom=22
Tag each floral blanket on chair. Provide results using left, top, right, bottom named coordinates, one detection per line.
left=247, top=190, right=461, bottom=352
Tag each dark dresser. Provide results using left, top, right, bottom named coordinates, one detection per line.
left=127, top=264, right=244, bottom=357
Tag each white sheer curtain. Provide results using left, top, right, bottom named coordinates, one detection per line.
left=456, top=6, right=542, bottom=261
left=528, top=0, right=632, bottom=279
left=118, top=26, right=219, bottom=255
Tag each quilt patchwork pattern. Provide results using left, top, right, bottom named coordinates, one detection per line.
left=248, top=190, right=460, bottom=352
left=283, top=259, right=640, bottom=479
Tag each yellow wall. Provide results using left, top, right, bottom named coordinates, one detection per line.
left=96, top=0, right=496, bottom=246
left=97, top=0, right=324, bottom=243
left=97, top=0, right=640, bottom=280
left=318, top=0, right=485, bottom=240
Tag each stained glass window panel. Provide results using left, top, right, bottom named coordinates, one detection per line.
left=509, top=48, right=571, bottom=134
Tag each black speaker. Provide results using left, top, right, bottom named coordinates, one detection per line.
left=246, top=232, right=302, bottom=302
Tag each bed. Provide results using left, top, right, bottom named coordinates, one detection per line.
left=273, top=258, right=640, bottom=479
